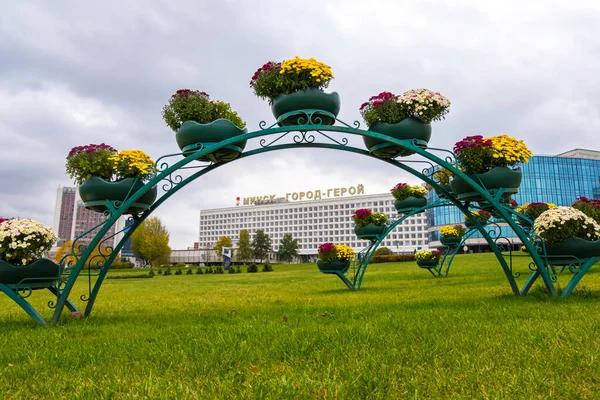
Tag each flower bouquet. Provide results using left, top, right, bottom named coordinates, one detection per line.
left=533, top=206, right=600, bottom=262
left=572, top=197, right=600, bottom=224
left=439, top=225, right=466, bottom=246
left=163, top=89, right=247, bottom=162
left=464, top=210, right=492, bottom=228
left=390, top=183, right=428, bottom=213
left=66, top=144, right=157, bottom=214
left=415, top=249, right=441, bottom=268
left=317, top=242, right=355, bottom=273
left=451, top=135, right=532, bottom=200
left=352, top=209, right=388, bottom=239
left=250, top=57, right=339, bottom=125
left=514, top=202, right=557, bottom=227
left=0, top=218, right=61, bottom=286
left=360, top=89, right=450, bottom=158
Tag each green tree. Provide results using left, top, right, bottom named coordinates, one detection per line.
left=374, top=247, right=393, bottom=257
left=55, top=240, right=111, bottom=269
left=237, top=229, right=253, bottom=264
left=214, top=236, right=233, bottom=259
left=131, top=217, right=171, bottom=267
left=276, top=233, right=299, bottom=262
left=251, top=230, right=272, bottom=262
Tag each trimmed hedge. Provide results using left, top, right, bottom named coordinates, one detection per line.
left=369, top=254, right=416, bottom=264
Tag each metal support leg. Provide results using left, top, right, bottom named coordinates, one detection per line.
left=561, top=258, right=598, bottom=297
left=0, top=284, right=47, bottom=326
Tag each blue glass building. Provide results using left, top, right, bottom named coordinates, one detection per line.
left=426, top=149, right=600, bottom=250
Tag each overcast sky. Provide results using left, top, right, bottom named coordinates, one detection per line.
left=1, top=0, right=599, bottom=249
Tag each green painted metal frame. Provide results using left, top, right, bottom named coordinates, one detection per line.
left=6, top=110, right=582, bottom=325
left=0, top=278, right=78, bottom=325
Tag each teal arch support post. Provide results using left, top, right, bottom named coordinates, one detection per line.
left=48, top=112, right=562, bottom=325
left=0, top=280, right=78, bottom=326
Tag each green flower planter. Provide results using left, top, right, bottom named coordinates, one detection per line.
left=363, top=117, right=431, bottom=158
left=434, top=183, right=453, bottom=199
left=450, top=167, right=523, bottom=201
left=0, top=259, right=61, bottom=287
left=354, top=223, right=386, bottom=239
left=394, top=196, right=427, bottom=213
left=417, top=260, right=438, bottom=269
left=465, top=219, right=488, bottom=229
left=440, top=236, right=462, bottom=246
left=79, top=177, right=157, bottom=214
left=317, top=259, right=350, bottom=273
left=176, top=119, right=247, bottom=163
left=539, top=237, right=600, bottom=265
left=271, top=88, right=341, bottom=126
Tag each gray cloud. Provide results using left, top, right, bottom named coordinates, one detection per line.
left=1, top=0, right=599, bottom=248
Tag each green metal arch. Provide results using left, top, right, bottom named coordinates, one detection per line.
left=49, top=119, right=555, bottom=325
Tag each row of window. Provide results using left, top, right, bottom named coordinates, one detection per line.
left=201, top=200, right=399, bottom=220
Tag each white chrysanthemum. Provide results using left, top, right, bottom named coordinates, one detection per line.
left=534, top=206, right=600, bottom=244
left=0, top=218, right=59, bottom=266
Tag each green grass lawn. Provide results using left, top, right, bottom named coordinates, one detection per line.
left=2, top=253, right=600, bottom=399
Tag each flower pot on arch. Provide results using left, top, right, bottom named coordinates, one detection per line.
left=249, top=57, right=340, bottom=126
left=359, top=89, right=450, bottom=158
left=271, top=88, right=341, bottom=126
left=163, top=89, right=248, bottom=163
left=364, top=118, right=432, bottom=158
left=78, top=177, right=158, bottom=214
left=176, top=119, right=248, bottom=163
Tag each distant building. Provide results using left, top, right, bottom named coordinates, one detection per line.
left=427, top=149, right=600, bottom=250
left=52, top=186, right=126, bottom=252
left=199, top=192, right=429, bottom=262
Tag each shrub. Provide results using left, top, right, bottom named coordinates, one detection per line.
left=247, top=263, right=258, bottom=273
left=174, top=269, right=183, bottom=275
left=106, top=274, right=153, bottom=280
left=196, top=267, right=203, bottom=275
left=215, top=266, right=224, bottom=274
left=174, top=262, right=186, bottom=268
left=262, top=261, right=274, bottom=272
left=227, top=267, right=235, bottom=274
left=206, top=266, right=213, bottom=274
left=164, top=268, right=172, bottom=276
left=370, top=254, right=416, bottom=264
left=110, top=260, right=134, bottom=269
left=235, top=266, right=242, bottom=274
left=374, top=247, right=393, bottom=256
left=186, top=269, right=193, bottom=275
left=148, top=270, right=155, bottom=277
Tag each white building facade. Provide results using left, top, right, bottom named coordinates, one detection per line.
left=199, top=192, right=429, bottom=260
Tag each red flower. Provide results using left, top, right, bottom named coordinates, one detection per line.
left=318, top=242, right=335, bottom=254
left=352, top=208, right=372, bottom=220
